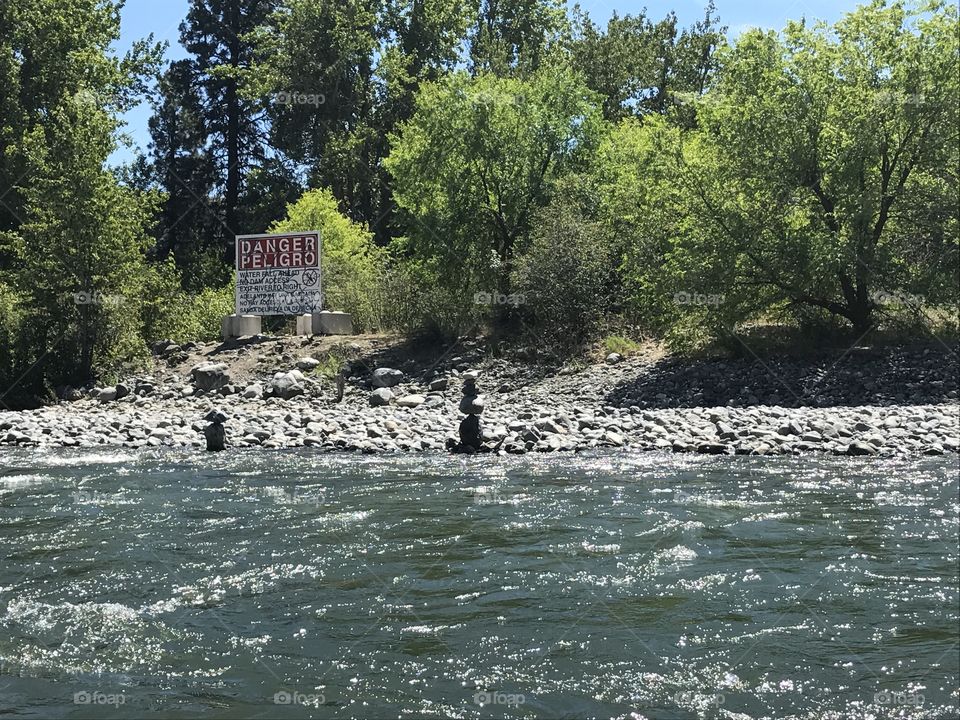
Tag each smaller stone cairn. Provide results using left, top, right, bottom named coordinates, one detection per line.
left=203, top=409, right=228, bottom=451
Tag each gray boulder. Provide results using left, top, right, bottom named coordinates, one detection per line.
left=242, top=383, right=263, bottom=399
left=269, top=371, right=305, bottom=399
left=396, top=394, right=425, bottom=408
left=372, top=368, right=404, bottom=388
left=370, top=388, right=394, bottom=406
left=191, top=362, right=232, bottom=392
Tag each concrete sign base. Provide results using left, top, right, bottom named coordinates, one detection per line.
left=221, top=314, right=262, bottom=340
left=311, top=311, right=353, bottom=335
left=295, top=314, right=312, bottom=336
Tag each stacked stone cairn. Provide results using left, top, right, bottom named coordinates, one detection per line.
left=451, top=372, right=485, bottom=453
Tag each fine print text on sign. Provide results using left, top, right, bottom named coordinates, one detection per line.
left=235, top=231, right=322, bottom=315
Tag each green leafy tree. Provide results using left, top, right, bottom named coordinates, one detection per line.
left=16, top=96, right=159, bottom=386
left=469, top=0, right=568, bottom=76
left=0, top=0, right=161, bottom=400
left=610, top=0, right=959, bottom=341
left=385, top=67, right=604, bottom=298
left=270, top=188, right=386, bottom=331
left=512, top=175, right=620, bottom=354
left=570, top=3, right=726, bottom=123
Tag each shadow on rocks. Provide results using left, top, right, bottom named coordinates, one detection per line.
left=604, top=345, right=959, bottom=409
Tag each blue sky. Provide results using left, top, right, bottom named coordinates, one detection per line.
left=111, top=0, right=864, bottom=165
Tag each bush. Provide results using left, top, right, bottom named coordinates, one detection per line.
left=271, top=188, right=386, bottom=332
left=512, top=189, right=621, bottom=355
left=142, top=259, right=234, bottom=344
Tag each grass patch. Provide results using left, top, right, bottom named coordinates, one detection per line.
left=603, top=334, right=642, bottom=357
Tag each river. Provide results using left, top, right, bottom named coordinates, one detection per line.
left=0, top=449, right=957, bottom=718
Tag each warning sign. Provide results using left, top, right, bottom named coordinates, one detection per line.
left=235, top=231, right=322, bottom=315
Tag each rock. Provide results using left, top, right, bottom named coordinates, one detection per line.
left=605, top=353, right=622, bottom=365
left=204, top=422, right=226, bottom=451
left=269, top=371, right=304, bottom=399
left=844, top=441, right=877, bottom=456
left=242, top=383, right=263, bottom=399
left=369, top=388, right=394, bottom=406
left=459, top=395, right=485, bottom=414
left=204, top=409, right=229, bottom=424
left=603, top=431, right=625, bottom=446
left=697, top=442, right=729, bottom=454
left=778, top=420, right=803, bottom=436
left=535, top=418, right=564, bottom=434
left=371, top=368, right=404, bottom=388
left=191, top=362, right=232, bottom=392
left=114, top=383, right=131, bottom=400
left=458, top=414, right=482, bottom=449
left=296, top=357, right=320, bottom=371
left=152, top=339, right=180, bottom=356
left=396, top=394, right=425, bottom=408
left=428, top=378, right=448, bottom=391
left=97, top=387, right=118, bottom=402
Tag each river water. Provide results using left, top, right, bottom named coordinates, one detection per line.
left=0, top=449, right=957, bottom=719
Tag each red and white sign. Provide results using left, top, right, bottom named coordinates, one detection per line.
left=235, top=231, right=322, bottom=316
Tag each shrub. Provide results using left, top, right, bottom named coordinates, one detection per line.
left=512, top=189, right=621, bottom=355
left=142, top=259, right=234, bottom=344
left=271, top=188, right=386, bottom=332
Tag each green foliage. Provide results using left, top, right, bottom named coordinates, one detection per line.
left=605, top=0, right=959, bottom=346
left=603, top=335, right=641, bottom=357
left=14, top=101, right=158, bottom=384
left=142, top=259, right=235, bottom=344
left=386, top=67, right=604, bottom=299
left=511, top=179, right=620, bottom=354
left=571, top=2, right=726, bottom=123
left=270, top=188, right=386, bottom=332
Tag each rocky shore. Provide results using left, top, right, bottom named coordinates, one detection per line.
left=1, top=337, right=957, bottom=457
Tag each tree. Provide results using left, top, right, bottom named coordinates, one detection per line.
left=512, top=175, right=620, bottom=354
left=610, top=0, right=959, bottom=339
left=570, top=3, right=726, bottom=124
left=16, top=100, right=158, bottom=384
left=385, top=67, right=604, bottom=296
left=469, top=0, right=568, bottom=76
left=270, top=188, right=386, bottom=331
left=0, top=0, right=160, bottom=400
left=148, top=0, right=278, bottom=282
left=148, top=60, right=219, bottom=288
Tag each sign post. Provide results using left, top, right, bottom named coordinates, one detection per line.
left=235, top=231, right=322, bottom=316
